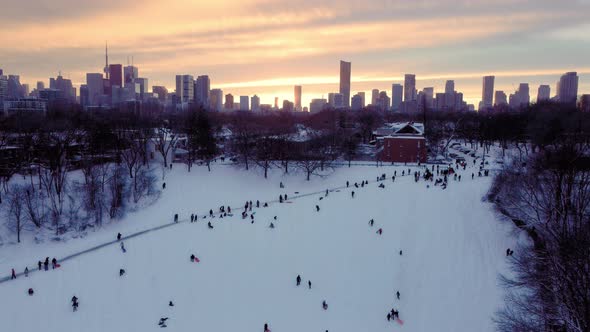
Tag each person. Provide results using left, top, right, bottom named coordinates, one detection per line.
left=120, top=242, right=126, bottom=253
left=120, top=269, right=125, bottom=277
left=379, top=183, right=385, bottom=188
left=264, top=323, right=270, bottom=332
left=256, top=200, right=260, bottom=208
left=169, top=301, right=174, bottom=307
left=399, top=250, right=403, bottom=255
left=28, top=288, right=34, bottom=296
left=44, top=257, right=49, bottom=271
left=208, top=221, right=214, bottom=229
left=316, top=205, right=320, bottom=212
left=71, top=296, right=79, bottom=312
left=159, top=317, right=169, bottom=327
left=325, top=189, right=329, bottom=196
left=264, top=203, right=268, bottom=207
left=117, top=232, right=122, bottom=241
left=322, top=300, right=328, bottom=310
left=376, top=228, right=383, bottom=235
left=351, top=191, right=355, bottom=198
left=209, top=209, right=213, bottom=217
left=38, top=261, right=42, bottom=271
left=369, top=219, right=374, bottom=226
left=284, top=194, right=288, bottom=201
left=190, top=254, right=195, bottom=262
left=24, top=267, right=29, bottom=277
left=11, top=268, right=16, bottom=280
left=387, top=312, right=391, bottom=321
left=393, top=309, right=399, bottom=319
left=346, top=181, right=349, bottom=188
left=280, top=181, right=284, bottom=188
left=296, top=275, right=301, bottom=286
left=269, top=223, right=275, bottom=229
left=52, top=258, right=57, bottom=269
left=308, top=280, right=312, bottom=289
left=228, top=206, right=231, bottom=213
left=396, top=291, right=400, bottom=300
left=162, top=182, right=166, bottom=189
left=190, top=214, right=194, bottom=222
left=279, top=195, right=283, bottom=203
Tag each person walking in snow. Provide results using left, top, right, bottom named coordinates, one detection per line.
left=351, top=191, right=355, bottom=198
left=169, top=301, right=174, bottom=307
left=119, top=269, right=125, bottom=277
left=316, top=205, right=320, bottom=212
left=11, top=268, right=16, bottom=280
left=296, top=275, right=301, bottom=286
left=322, top=300, right=328, bottom=310
left=52, top=258, right=57, bottom=269
left=269, top=222, right=275, bottom=229
left=256, top=200, right=260, bottom=208
left=120, top=242, right=126, bottom=253
left=264, top=323, right=270, bottom=332
left=279, top=195, right=283, bottom=203
left=71, top=296, right=79, bottom=312
left=28, top=288, right=34, bottom=296
left=369, top=219, right=374, bottom=227
left=38, top=261, right=42, bottom=271
left=396, top=291, right=400, bottom=300
left=208, top=221, right=214, bottom=229
left=44, top=257, right=49, bottom=271
left=117, top=232, right=122, bottom=241
left=308, top=280, right=312, bottom=289
left=376, top=228, right=383, bottom=235
left=346, top=181, right=349, bottom=188
left=24, top=267, right=29, bottom=277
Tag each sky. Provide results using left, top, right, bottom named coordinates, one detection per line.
left=1, top=0, right=589, bottom=107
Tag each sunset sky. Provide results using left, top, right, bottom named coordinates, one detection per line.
left=1, top=0, right=589, bottom=107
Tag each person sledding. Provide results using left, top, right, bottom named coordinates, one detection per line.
left=208, top=221, right=214, bottom=229
left=120, top=268, right=126, bottom=277
left=376, top=228, right=383, bottom=235
left=28, top=288, right=34, bottom=296
left=369, top=219, right=374, bottom=227
left=52, top=258, right=58, bottom=269
left=264, top=323, right=271, bottom=332
left=158, top=317, right=169, bottom=327
left=120, top=242, right=126, bottom=253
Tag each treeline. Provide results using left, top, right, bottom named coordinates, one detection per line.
left=487, top=107, right=590, bottom=331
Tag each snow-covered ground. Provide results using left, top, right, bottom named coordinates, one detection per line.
left=1, top=159, right=518, bottom=332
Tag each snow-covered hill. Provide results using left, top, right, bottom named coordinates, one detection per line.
left=0, top=163, right=517, bottom=332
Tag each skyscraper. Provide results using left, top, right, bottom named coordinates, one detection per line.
left=209, top=89, right=223, bottom=111
left=124, top=66, right=138, bottom=85
left=309, top=98, right=328, bottom=113
left=195, top=75, right=210, bottom=107
left=481, top=76, right=495, bottom=109
left=109, top=64, right=123, bottom=89
left=175, top=75, right=194, bottom=103
left=494, top=91, right=507, bottom=106
left=422, top=87, right=434, bottom=109
left=377, top=91, right=390, bottom=111
left=239, top=96, right=249, bottom=111
left=445, top=80, right=454, bottom=94
left=251, top=95, right=261, bottom=112
left=339, top=60, right=351, bottom=107
left=225, top=94, right=234, bottom=110
left=537, top=85, right=550, bottom=102
left=294, top=85, right=302, bottom=111
left=86, top=73, right=104, bottom=106
left=328, top=93, right=344, bottom=108
left=391, top=84, right=403, bottom=110
left=152, top=86, right=168, bottom=102
left=371, top=89, right=379, bottom=106
left=36, top=81, right=45, bottom=91
left=557, top=72, right=579, bottom=105
left=50, top=74, right=76, bottom=102
left=404, top=74, right=416, bottom=102
left=135, top=78, right=148, bottom=100
left=351, top=93, right=364, bottom=111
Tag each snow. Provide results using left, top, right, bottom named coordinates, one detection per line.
left=0, top=160, right=518, bottom=332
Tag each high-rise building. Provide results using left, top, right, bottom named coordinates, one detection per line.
left=274, top=97, right=279, bottom=109
left=518, top=83, right=530, bottom=106
left=422, top=87, right=434, bottom=109
left=391, top=84, right=403, bottom=110
left=404, top=74, right=416, bottom=102
left=49, top=74, right=76, bottom=102
left=445, top=80, right=454, bottom=94
left=377, top=91, right=390, bottom=111
left=371, top=89, right=379, bottom=106
left=175, top=75, right=194, bottom=103
left=0, top=75, right=7, bottom=101
left=36, top=81, right=45, bottom=91
left=124, top=66, right=138, bottom=85
left=557, top=72, right=579, bottom=105
left=579, top=95, right=590, bottom=112
left=328, top=92, right=344, bottom=108
left=251, top=95, right=261, bottom=112
left=86, top=73, right=104, bottom=106
left=537, top=85, right=550, bottom=102
left=494, top=91, right=507, bottom=106
left=294, top=85, right=302, bottom=111
left=357, top=91, right=365, bottom=106
left=79, top=85, right=89, bottom=108
left=109, top=64, right=123, bottom=89
left=135, top=78, right=148, bottom=100
left=351, top=93, right=364, bottom=111
left=209, top=89, right=223, bottom=111
left=282, top=100, right=294, bottom=112
left=339, top=60, right=351, bottom=107
left=152, top=86, right=168, bottom=102
left=225, top=94, right=234, bottom=110
left=481, top=76, right=495, bottom=110
left=309, top=98, right=328, bottom=113
left=195, top=75, right=210, bottom=107
left=239, top=96, right=249, bottom=111
left=7, top=75, right=24, bottom=99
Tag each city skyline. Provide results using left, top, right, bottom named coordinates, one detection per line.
left=1, top=0, right=590, bottom=107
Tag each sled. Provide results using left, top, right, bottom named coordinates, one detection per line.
left=194, top=257, right=200, bottom=263
left=55, top=263, right=61, bottom=268
left=395, top=318, right=404, bottom=325
left=285, top=201, right=293, bottom=203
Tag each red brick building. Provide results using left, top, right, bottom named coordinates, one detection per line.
left=376, top=123, right=427, bottom=163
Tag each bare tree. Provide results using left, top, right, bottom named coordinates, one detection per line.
left=6, top=184, right=25, bottom=243
left=152, top=127, right=177, bottom=169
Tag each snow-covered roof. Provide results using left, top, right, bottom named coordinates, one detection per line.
left=373, top=122, right=424, bottom=137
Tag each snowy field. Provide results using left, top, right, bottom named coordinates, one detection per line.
left=0, top=159, right=518, bottom=332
